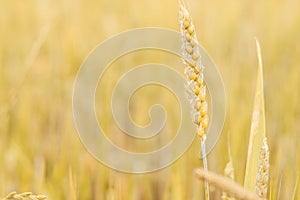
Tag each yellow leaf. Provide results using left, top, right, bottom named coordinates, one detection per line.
left=244, top=39, right=266, bottom=192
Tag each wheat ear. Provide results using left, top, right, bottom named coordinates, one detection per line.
left=2, top=192, right=47, bottom=200
left=178, top=1, right=210, bottom=199
left=255, top=137, right=270, bottom=198
left=221, top=160, right=236, bottom=200
left=195, top=168, right=263, bottom=200
left=222, top=137, right=236, bottom=200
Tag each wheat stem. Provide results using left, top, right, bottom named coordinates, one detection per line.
left=201, top=139, right=210, bottom=200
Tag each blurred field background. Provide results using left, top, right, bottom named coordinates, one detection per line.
left=1, top=0, right=300, bottom=199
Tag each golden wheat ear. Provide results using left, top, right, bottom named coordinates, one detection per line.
left=178, top=1, right=210, bottom=199
left=222, top=134, right=236, bottom=200
left=178, top=0, right=208, bottom=141
left=221, top=161, right=236, bottom=200
left=255, top=137, right=270, bottom=198
left=2, top=191, right=47, bottom=200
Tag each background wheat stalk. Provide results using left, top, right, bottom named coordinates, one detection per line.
left=222, top=137, right=236, bottom=200
left=221, top=160, right=236, bottom=200
left=178, top=0, right=210, bottom=199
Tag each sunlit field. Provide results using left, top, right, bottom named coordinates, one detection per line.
left=1, top=0, right=300, bottom=199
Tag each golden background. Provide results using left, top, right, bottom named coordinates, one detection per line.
left=1, top=0, right=299, bottom=199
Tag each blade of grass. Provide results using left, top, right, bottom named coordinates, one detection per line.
left=276, top=174, right=283, bottom=200
left=292, top=175, right=299, bottom=200
left=244, top=39, right=266, bottom=192
left=69, top=167, right=77, bottom=200
left=269, top=177, right=273, bottom=200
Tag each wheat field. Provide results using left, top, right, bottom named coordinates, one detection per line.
left=1, top=0, right=300, bottom=199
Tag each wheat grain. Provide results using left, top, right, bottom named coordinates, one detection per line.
left=255, top=137, right=270, bottom=198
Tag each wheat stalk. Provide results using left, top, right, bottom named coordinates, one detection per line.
left=178, top=0, right=210, bottom=199
left=1, top=192, right=47, bottom=200
left=255, top=137, right=270, bottom=199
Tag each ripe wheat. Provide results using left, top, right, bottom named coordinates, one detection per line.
left=221, top=161, right=236, bottom=200
left=1, top=192, right=47, bottom=200
left=255, top=137, right=270, bottom=198
left=178, top=1, right=209, bottom=141
left=178, top=1, right=210, bottom=199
